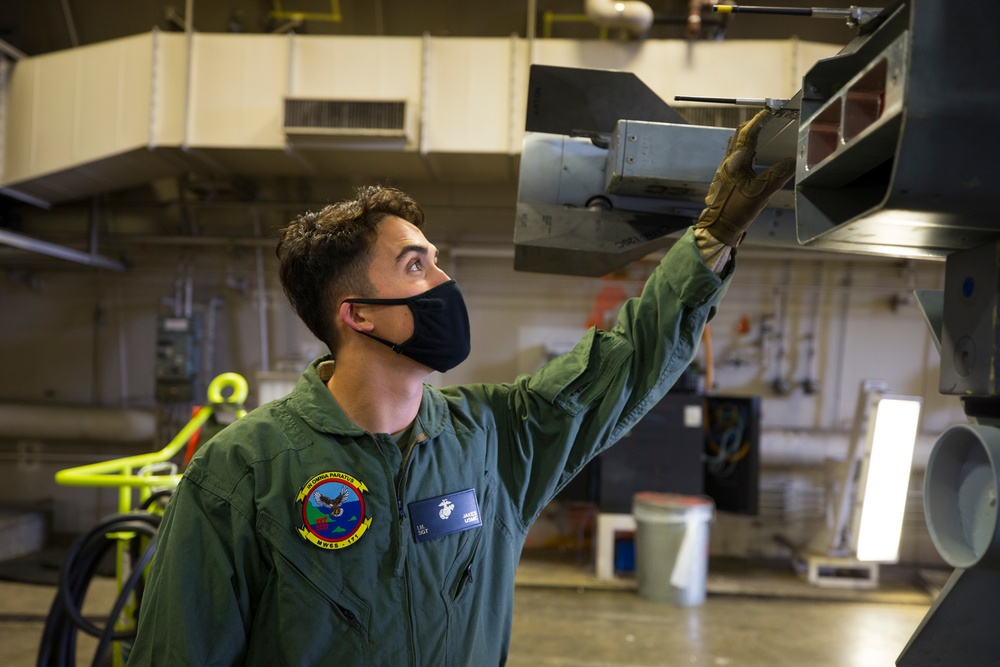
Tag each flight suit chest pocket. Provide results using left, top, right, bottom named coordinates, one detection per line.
left=253, top=512, right=373, bottom=666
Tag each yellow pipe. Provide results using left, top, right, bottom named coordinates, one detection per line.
left=55, top=373, right=248, bottom=490
left=272, top=0, right=342, bottom=23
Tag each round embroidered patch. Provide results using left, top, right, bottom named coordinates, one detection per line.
left=295, top=471, right=372, bottom=550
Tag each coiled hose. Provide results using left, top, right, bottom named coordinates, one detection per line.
left=37, top=506, right=164, bottom=667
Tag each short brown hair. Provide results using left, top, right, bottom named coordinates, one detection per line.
left=276, top=185, right=425, bottom=355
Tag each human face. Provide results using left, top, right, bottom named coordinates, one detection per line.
left=356, top=215, right=452, bottom=344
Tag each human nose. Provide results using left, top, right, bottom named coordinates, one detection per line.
left=429, top=262, right=451, bottom=286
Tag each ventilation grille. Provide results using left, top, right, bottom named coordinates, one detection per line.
left=673, top=105, right=757, bottom=129
left=284, top=99, right=407, bottom=137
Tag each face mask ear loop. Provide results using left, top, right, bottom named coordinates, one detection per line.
left=343, top=296, right=411, bottom=306
left=357, top=330, right=407, bottom=355
left=341, top=296, right=412, bottom=354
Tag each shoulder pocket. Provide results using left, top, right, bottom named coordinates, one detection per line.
left=528, top=328, right=631, bottom=416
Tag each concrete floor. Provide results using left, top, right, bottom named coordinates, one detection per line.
left=1, top=556, right=934, bottom=666
left=510, top=588, right=928, bottom=667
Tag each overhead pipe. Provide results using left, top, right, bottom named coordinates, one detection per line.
left=0, top=38, right=28, bottom=60
left=270, top=0, right=342, bottom=23
left=0, top=227, right=125, bottom=271
left=584, top=0, right=654, bottom=37
left=59, top=0, right=80, bottom=47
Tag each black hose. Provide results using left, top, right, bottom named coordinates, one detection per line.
left=37, top=511, right=162, bottom=667
left=90, top=534, right=158, bottom=667
left=138, top=490, right=173, bottom=511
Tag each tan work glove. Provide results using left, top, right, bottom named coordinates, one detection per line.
left=695, top=108, right=796, bottom=247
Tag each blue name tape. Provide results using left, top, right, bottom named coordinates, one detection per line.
left=409, top=488, right=481, bottom=543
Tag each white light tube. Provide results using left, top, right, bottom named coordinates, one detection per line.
left=856, top=397, right=922, bottom=562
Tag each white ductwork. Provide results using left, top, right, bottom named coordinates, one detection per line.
left=584, top=0, right=654, bottom=37
left=0, top=32, right=839, bottom=206
left=0, top=404, right=156, bottom=442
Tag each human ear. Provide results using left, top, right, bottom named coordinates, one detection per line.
left=339, top=301, right=375, bottom=333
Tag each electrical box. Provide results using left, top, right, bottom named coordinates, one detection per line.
left=596, top=393, right=706, bottom=514
left=155, top=316, right=200, bottom=402
left=703, top=395, right=760, bottom=516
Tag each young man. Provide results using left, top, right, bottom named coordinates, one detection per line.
left=128, top=110, right=792, bottom=666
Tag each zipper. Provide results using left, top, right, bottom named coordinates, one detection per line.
left=395, top=431, right=427, bottom=520
left=454, top=563, right=475, bottom=600
left=336, top=603, right=364, bottom=635
left=452, top=477, right=492, bottom=602
left=371, top=432, right=418, bottom=665
left=393, top=431, right=426, bottom=578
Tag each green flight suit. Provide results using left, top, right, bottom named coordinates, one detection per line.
left=127, top=227, right=731, bottom=666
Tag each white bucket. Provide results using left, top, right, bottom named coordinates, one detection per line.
left=633, top=492, right=714, bottom=606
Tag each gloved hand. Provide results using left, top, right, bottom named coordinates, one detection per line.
left=695, top=108, right=796, bottom=247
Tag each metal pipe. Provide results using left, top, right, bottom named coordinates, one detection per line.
left=508, top=33, right=520, bottom=157
left=202, top=296, right=223, bottom=396
left=0, top=404, right=156, bottom=442
left=271, top=0, right=342, bottom=23
left=182, top=0, right=195, bottom=152
left=104, top=234, right=275, bottom=247
left=830, top=263, right=853, bottom=428
left=0, top=451, right=149, bottom=464
left=149, top=27, right=160, bottom=149
left=584, top=0, right=654, bottom=37
left=59, top=0, right=80, bottom=47
left=0, top=38, right=28, bottom=60
left=253, top=209, right=271, bottom=373
left=102, top=199, right=517, bottom=214
left=116, top=278, right=129, bottom=407
left=801, top=263, right=823, bottom=399
left=173, top=265, right=183, bottom=318
left=418, top=32, right=437, bottom=178
left=89, top=197, right=100, bottom=258
left=184, top=263, right=194, bottom=318
left=0, top=227, right=125, bottom=271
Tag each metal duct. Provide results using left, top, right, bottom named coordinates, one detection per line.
left=584, top=0, right=654, bottom=37
left=0, top=404, right=156, bottom=442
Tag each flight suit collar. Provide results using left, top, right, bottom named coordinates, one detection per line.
left=289, top=356, right=448, bottom=440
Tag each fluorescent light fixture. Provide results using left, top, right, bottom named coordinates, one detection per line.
left=856, top=396, right=922, bottom=562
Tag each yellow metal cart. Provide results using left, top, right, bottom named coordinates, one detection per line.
left=44, top=373, right=248, bottom=667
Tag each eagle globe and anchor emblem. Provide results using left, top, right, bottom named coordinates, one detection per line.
left=296, top=471, right=372, bottom=549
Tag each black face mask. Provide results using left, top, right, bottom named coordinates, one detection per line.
left=343, top=280, right=471, bottom=373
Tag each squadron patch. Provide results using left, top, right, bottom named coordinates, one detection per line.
left=296, top=471, right=372, bottom=550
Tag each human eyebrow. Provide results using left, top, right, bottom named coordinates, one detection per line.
left=395, top=244, right=428, bottom=264
left=395, top=244, right=439, bottom=265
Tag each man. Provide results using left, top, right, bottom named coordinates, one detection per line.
left=128, top=109, right=792, bottom=666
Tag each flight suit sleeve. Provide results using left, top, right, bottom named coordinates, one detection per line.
left=127, top=471, right=262, bottom=666
left=497, top=226, right=732, bottom=528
